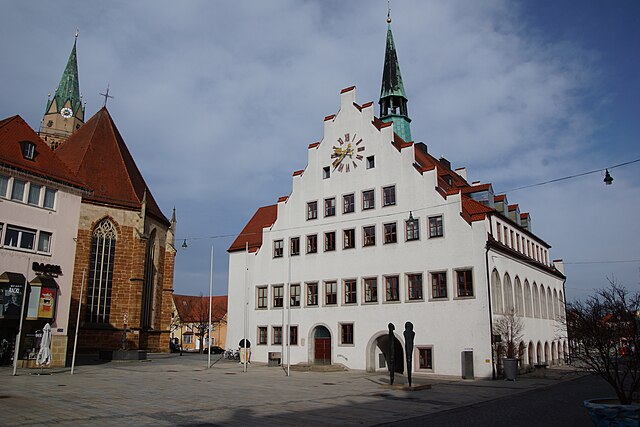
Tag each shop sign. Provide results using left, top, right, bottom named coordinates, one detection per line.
left=0, top=284, right=25, bottom=319
left=31, top=263, right=62, bottom=276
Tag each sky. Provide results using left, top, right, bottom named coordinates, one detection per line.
left=1, top=0, right=638, bottom=301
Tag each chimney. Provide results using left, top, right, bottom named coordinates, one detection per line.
left=439, top=156, right=451, bottom=170
left=455, top=167, right=467, bottom=181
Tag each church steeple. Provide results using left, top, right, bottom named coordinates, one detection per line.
left=379, top=13, right=412, bottom=142
left=39, top=31, right=85, bottom=150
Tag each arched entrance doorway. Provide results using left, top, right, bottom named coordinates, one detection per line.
left=312, top=325, right=331, bottom=365
left=366, top=332, right=404, bottom=374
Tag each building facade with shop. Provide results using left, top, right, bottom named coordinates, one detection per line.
left=0, top=115, right=87, bottom=367
left=226, top=21, right=567, bottom=378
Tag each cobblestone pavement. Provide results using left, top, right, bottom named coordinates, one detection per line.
left=0, top=354, right=590, bottom=426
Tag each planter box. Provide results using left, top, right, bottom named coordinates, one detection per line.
left=584, top=398, right=640, bottom=426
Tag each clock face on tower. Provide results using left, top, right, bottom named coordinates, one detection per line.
left=60, top=107, right=73, bottom=119
left=330, top=132, right=366, bottom=173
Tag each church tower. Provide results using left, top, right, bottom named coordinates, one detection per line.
left=379, top=13, right=412, bottom=142
left=39, top=32, right=85, bottom=150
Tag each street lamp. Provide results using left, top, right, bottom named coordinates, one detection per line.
left=604, top=169, right=613, bottom=186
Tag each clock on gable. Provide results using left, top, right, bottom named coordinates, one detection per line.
left=330, top=132, right=366, bottom=173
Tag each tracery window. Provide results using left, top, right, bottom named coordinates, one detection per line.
left=86, top=219, right=117, bottom=323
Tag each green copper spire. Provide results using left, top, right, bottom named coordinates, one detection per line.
left=47, top=33, right=82, bottom=116
left=379, top=16, right=412, bottom=142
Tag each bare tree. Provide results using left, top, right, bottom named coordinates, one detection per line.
left=567, top=279, right=640, bottom=404
left=494, top=308, right=525, bottom=359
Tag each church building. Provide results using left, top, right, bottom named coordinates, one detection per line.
left=1, top=34, right=177, bottom=365
left=226, top=17, right=567, bottom=378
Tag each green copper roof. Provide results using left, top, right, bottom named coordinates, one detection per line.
left=380, top=24, right=407, bottom=100
left=47, top=38, right=81, bottom=115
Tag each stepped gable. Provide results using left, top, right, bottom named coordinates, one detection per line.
left=0, top=115, right=85, bottom=189
left=55, top=107, right=169, bottom=225
left=228, top=204, right=277, bottom=253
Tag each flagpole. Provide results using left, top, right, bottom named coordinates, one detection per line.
left=71, top=269, right=86, bottom=375
left=12, top=264, right=29, bottom=377
left=287, top=254, right=291, bottom=377
left=208, top=244, right=213, bottom=369
left=243, top=241, right=248, bottom=373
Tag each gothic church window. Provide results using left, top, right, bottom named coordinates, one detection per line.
left=86, top=219, right=117, bottom=323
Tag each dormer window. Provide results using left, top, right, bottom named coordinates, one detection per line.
left=20, top=141, right=36, bottom=160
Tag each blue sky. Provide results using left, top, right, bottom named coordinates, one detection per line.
left=1, top=1, right=638, bottom=301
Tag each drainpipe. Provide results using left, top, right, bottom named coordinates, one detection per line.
left=485, top=217, right=496, bottom=380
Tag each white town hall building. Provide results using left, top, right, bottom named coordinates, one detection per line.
left=226, top=19, right=567, bottom=379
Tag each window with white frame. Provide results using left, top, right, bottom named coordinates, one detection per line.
left=43, top=188, right=56, bottom=210
left=324, top=231, right=336, bottom=251
left=428, top=215, right=444, bottom=238
left=257, top=286, right=268, bottom=309
left=28, top=184, right=41, bottom=206
left=383, top=222, right=397, bottom=244
left=3, top=225, right=36, bottom=250
left=343, top=193, right=355, bottom=214
left=0, top=175, right=8, bottom=197
left=307, top=201, right=318, bottom=220
left=418, top=347, right=433, bottom=370
left=21, top=141, right=36, bottom=160
left=306, top=282, right=318, bottom=306
left=385, top=275, right=400, bottom=302
left=364, top=277, right=378, bottom=303
left=37, top=231, right=52, bottom=253
left=407, top=273, right=423, bottom=300
left=290, top=237, right=300, bottom=256
left=406, top=218, right=420, bottom=241
left=344, top=279, right=357, bottom=304
left=258, top=326, right=268, bottom=345
left=343, top=228, right=355, bottom=249
left=272, top=326, right=282, bottom=345
left=362, top=189, right=375, bottom=210
left=273, top=285, right=284, bottom=308
left=363, top=225, right=375, bottom=247
left=382, top=185, right=396, bottom=207
left=273, top=239, right=283, bottom=258
left=290, top=284, right=300, bottom=307
left=11, top=179, right=25, bottom=202
left=325, top=281, right=337, bottom=305
left=307, top=234, right=317, bottom=253
left=431, top=271, right=447, bottom=299
left=324, top=197, right=336, bottom=217
left=340, top=323, right=354, bottom=345
left=456, top=269, right=474, bottom=297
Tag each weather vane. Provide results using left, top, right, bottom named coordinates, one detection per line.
left=99, top=84, right=114, bottom=107
left=387, top=0, right=392, bottom=23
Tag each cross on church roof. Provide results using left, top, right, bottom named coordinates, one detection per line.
left=99, top=84, right=114, bottom=107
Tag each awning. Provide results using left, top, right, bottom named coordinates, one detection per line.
left=0, top=272, right=26, bottom=285
left=30, top=275, right=59, bottom=289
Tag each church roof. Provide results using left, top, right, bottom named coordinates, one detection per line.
left=0, top=115, right=86, bottom=189
left=47, top=37, right=82, bottom=117
left=380, top=24, right=407, bottom=101
left=228, top=204, right=277, bottom=253
left=55, top=107, right=170, bottom=225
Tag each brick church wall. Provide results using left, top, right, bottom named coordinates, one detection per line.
left=66, top=202, right=175, bottom=356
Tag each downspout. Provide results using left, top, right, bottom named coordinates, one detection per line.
left=485, top=216, right=496, bottom=380
left=561, top=276, right=569, bottom=364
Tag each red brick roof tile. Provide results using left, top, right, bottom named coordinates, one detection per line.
left=55, top=108, right=169, bottom=225
left=173, top=294, right=228, bottom=323
left=228, top=204, right=277, bottom=253
left=0, top=115, right=87, bottom=189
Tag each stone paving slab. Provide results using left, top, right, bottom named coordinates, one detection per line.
left=0, top=354, right=585, bottom=426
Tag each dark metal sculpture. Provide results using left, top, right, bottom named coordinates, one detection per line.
left=388, top=322, right=395, bottom=385
left=404, top=321, right=415, bottom=386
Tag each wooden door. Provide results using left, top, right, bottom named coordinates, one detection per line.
left=314, top=337, right=331, bottom=365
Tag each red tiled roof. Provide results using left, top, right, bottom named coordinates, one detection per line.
left=228, top=204, right=277, bottom=253
left=0, top=115, right=87, bottom=189
left=461, top=183, right=492, bottom=194
left=362, top=101, right=374, bottom=109
left=55, top=108, right=169, bottom=225
left=494, top=195, right=506, bottom=202
left=324, top=115, right=335, bottom=121
left=278, top=195, right=289, bottom=202
left=173, top=294, right=228, bottom=323
left=508, top=204, right=519, bottom=211
left=461, top=196, right=494, bottom=223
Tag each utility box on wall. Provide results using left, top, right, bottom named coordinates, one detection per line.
left=461, top=350, right=474, bottom=379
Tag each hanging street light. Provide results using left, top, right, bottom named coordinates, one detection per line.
left=604, top=169, right=614, bottom=186
left=181, top=239, right=188, bottom=249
